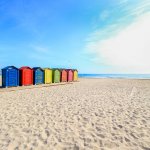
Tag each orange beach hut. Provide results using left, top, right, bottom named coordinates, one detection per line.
left=60, top=69, right=67, bottom=82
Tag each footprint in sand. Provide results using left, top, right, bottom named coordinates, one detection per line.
left=97, top=134, right=105, bottom=139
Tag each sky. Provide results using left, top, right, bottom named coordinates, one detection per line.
left=0, top=0, right=150, bottom=73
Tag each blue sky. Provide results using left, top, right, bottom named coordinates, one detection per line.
left=0, top=0, right=150, bottom=73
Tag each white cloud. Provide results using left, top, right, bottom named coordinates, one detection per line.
left=122, top=0, right=150, bottom=17
left=86, top=11, right=150, bottom=73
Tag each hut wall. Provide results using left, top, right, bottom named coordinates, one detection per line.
left=44, top=69, right=52, bottom=84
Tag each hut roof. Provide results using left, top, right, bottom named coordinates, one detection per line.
left=52, top=68, right=61, bottom=71
left=66, top=69, right=73, bottom=72
left=59, top=68, right=67, bottom=71
left=43, top=68, right=52, bottom=70
left=73, top=69, right=78, bottom=72
left=20, top=66, right=32, bottom=70
left=32, top=67, right=44, bottom=71
left=2, top=66, right=18, bottom=70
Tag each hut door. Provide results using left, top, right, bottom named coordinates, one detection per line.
left=68, top=71, right=73, bottom=81
left=62, top=71, right=67, bottom=82
left=36, top=70, right=43, bottom=83
left=8, top=69, right=17, bottom=86
left=74, top=71, right=78, bottom=81
left=46, top=70, right=51, bottom=83
left=24, top=70, right=32, bottom=84
left=55, top=71, right=60, bottom=82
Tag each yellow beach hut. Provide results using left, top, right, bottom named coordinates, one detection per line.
left=43, top=68, right=52, bottom=84
left=73, top=69, right=78, bottom=81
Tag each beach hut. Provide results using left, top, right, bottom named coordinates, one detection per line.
left=67, top=69, right=73, bottom=82
left=52, top=69, right=61, bottom=83
left=73, top=69, right=78, bottom=81
left=33, top=67, right=44, bottom=85
left=2, top=66, right=19, bottom=88
left=19, top=66, right=33, bottom=86
left=60, top=69, right=67, bottom=82
left=43, top=68, right=52, bottom=84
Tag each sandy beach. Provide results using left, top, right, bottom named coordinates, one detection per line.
left=0, top=78, right=150, bottom=150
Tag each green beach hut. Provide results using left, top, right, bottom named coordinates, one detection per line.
left=52, top=68, right=61, bottom=83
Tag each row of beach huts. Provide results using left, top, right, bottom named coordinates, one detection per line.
left=1, top=66, right=78, bottom=88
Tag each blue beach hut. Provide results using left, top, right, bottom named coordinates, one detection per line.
left=2, top=66, right=19, bottom=88
left=33, top=67, right=44, bottom=85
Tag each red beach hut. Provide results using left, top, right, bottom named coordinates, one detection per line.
left=61, top=69, right=67, bottom=82
left=67, top=69, right=73, bottom=82
left=19, top=66, right=33, bottom=86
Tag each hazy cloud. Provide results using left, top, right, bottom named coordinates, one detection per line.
left=86, top=1, right=150, bottom=73
left=99, top=10, right=109, bottom=21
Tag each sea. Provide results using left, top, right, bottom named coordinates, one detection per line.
left=79, top=74, right=150, bottom=79
left=0, top=71, right=150, bottom=79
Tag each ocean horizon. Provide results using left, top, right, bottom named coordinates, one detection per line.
left=79, top=74, right=150, bottom=79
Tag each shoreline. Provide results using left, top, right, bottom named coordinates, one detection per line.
left=1, top=77, right=150, bottom=88
left=79, top=77, right=150, bottom=80
left=79, top=74, right=150, bottom=80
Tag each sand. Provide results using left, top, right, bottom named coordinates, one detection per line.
left=0, top=78, right=150, bottom=150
